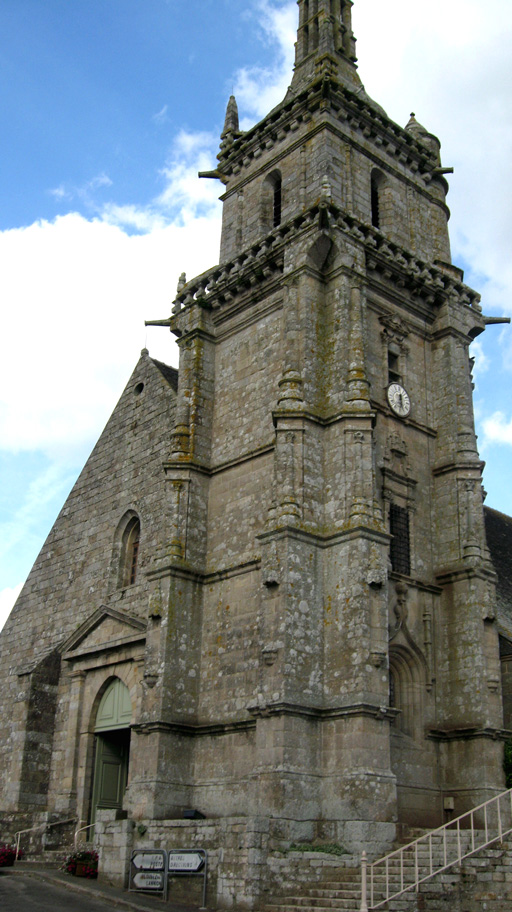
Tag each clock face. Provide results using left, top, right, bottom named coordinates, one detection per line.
left=387, top=383, right=411, bottom=417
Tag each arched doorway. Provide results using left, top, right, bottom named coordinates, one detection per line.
left=90, top=678, right=132, bottom=825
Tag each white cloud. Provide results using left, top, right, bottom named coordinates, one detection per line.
left=470, top=340, right=490, bottom=382
left=0, top=462, right=77, bottom=560
left=0, top=211, right=221, bottom=458
left=0, top=128, right=224, bottom=463
left=101, top=204, right=170, bottom=233
left=235, top=0, right=296, bottom=125
left=152, top=104, right=168, bottom=124
left=0, top=5, right=298, bottom=595
left=354, top=1, right=512, bottom=318
left=0, top=584, right=22, bottom=633
left=101, top=131, right=221, bottom=233
left=49, top=184, right=71, bottom=202
left=49, top=172, right=114, bottom=209
left=157, top=130, right=222, bottom=217
left=88, top=173, right=113, bottom=191
left=482, top=412, right=512, bottom=448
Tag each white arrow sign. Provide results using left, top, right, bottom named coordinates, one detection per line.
left=132, top=852, right=166, bottom=870
left=168, top=852, right=204, bottom=871
left=133, top=871, right=165, bottom=890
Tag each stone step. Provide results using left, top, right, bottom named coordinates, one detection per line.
left=17, top=852, right=67, bottom=865
left=269, top=897, right=359, bottom=910
left=268, top=833, right=512, bottom=912
left=266, top=905, right=358, bottom=912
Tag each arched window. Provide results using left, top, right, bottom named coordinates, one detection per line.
left=117, top=514, right=141, bottom=588
left=261, top=170, right=283, bottom=233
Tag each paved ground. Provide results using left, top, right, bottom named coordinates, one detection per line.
left=0, top=864, right=201, bottom=912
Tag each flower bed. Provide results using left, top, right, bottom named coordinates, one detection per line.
left=64, top=849, right=99, bottom=878
left=0, top=844, right=24, bottom=867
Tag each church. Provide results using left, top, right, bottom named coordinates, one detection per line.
left=2, top=1, right=512, bottom=907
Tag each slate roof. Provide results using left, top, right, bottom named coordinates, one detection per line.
left=484, top=506, right=512, bottom=632
left=151, top=357, right=179, bottom=391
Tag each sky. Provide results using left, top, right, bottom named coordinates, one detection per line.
left=1, top=0, right=512, bottom=631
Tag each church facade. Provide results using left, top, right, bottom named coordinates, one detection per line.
left=1, top=2, right=511, bottom=906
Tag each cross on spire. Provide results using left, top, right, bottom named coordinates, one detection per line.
left=292, top=0, right=359, bottom=90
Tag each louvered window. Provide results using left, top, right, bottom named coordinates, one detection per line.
left=390, top=504, right=410, bottom=575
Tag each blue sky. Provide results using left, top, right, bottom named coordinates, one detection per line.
left=2, top=0, right=512, bottom=629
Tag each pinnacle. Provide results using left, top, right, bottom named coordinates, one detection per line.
left=220, top=94, right=241, bottom=150
left=404, top=112, right=441, bottom=162
left=291, top=0, right=360, bottom=93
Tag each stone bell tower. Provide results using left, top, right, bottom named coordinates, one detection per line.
left=137, top=0, right=505, bottom=857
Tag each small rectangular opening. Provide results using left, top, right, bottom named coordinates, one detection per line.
left=273, top=181, right=282, bottom=227
left=388, top=350, right=401, bottom=384
left=390, top=504, right=410, bottom=575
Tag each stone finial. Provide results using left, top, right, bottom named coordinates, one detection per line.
left=405, top=113, right=427, bottom=137
left=177, top=272, right=187, bottom=293
left=405, top=113, right=441, bottom=162
left=221, top=95, right=239, bottom=140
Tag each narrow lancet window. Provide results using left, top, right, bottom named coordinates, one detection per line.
left=128, top=524, right=140, bottom=585
left=273, top=175, right=282, bottom=227
left=118, top=516, right=141, bottom=588
left=371, top=174, right=381, bottom=228
left=262, top=171, right=283, bottom=233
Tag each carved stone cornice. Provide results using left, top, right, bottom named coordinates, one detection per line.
left=216, top=74, right=439, bottom=186
left=132, top=719, right=257, bottom=738
left=164, top=201, right=482, bottom=326
left=247, top=699, right=399, bottom=723
left=428, top=726, right=509, bottom=743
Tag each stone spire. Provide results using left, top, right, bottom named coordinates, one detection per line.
left=220, top=95, right=241, bottom=151
left=292, top=0, right=360, bottom=90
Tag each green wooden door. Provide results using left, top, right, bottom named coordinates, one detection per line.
left=91, top=729, right=130, bottom=816
left=90, top=678, right=132, bottom=825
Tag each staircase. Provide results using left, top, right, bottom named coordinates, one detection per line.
left=266, top=788, right=512, bottom=912
left=266, top=864, right=361, bottom=912
left=266, top=839, right=512, bottom=912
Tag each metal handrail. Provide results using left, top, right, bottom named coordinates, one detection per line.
left=360, top=787, right=512, bottom=910
left=15, top=816, right=77, bottom=859
left=74, top=822, right=96, bottom=849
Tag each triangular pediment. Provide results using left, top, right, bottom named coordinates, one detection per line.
left=61, top=606, right=146, bottom=659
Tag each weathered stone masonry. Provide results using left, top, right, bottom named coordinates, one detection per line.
left=1, top=2, right=512, bottom=907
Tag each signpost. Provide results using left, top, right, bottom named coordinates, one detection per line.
left=133, top=871, right=166, bottom=891
left=129, top=847, right=208, bottom=906
left=168, top=849, right=208, bottom=908
left=168, top=851, right=204, bottom=872
left=129, top=849, right=168, bottom=900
